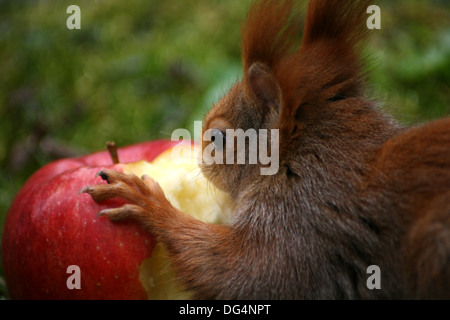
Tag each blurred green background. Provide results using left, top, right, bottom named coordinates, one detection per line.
left=0, top=0, right=448, bottom=298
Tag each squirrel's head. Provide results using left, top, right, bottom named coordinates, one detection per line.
left=201, top=0, right=383, bottom=198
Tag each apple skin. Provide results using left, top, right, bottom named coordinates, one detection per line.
left=2, top=139, right=181, bottom=299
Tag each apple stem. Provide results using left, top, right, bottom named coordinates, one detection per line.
left=106, top=141, right=120, bottom=164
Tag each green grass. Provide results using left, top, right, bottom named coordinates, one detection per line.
left=0, top=0, right=449, bottom=299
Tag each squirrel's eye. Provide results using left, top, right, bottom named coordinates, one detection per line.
left=211, top=129, right=226, bottom=151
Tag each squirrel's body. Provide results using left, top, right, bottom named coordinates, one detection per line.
left=84, top=0, right=450, bottom=299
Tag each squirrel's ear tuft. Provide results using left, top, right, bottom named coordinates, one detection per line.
left=244, top=62, right=282, bottom=115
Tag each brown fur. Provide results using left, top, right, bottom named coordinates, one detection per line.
left=83, top=0, right=450, bottom=299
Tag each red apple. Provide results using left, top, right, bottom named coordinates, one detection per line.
left=1, top=139, right=183, bottom=300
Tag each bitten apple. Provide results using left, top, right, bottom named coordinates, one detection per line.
left=1, top=140, right=233, bottom=300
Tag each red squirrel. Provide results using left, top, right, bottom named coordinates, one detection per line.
left=81, top=0, right=450, bottom=299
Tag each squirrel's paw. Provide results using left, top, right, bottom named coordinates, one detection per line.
left=79, top=169, right=171, bottom=223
